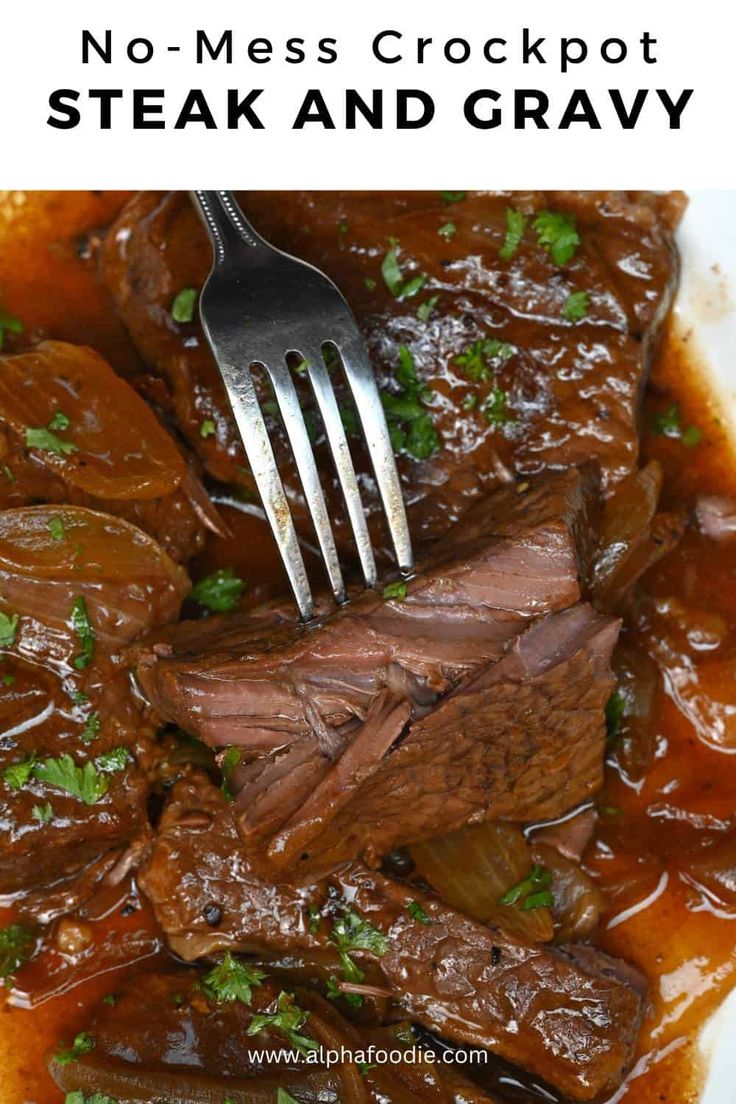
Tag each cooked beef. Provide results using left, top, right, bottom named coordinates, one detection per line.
left=139, top=777, right=646, bottom=1101
left=273, top=603, right=618, bottom=879
left=0, top=505, right=190, bottom=895
left=101, top=190, right=682, bottom=564
left=0, top=341, right=223, bottom=563
left=49, top=969, right=498, bottom=1104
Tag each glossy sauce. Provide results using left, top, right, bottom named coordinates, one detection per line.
left=0, top=196, right=735, bottom=1104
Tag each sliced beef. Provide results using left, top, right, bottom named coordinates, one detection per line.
left=139, top=777, right=646, bottom=1101
left=0, top=505, right=189, bottom=896
left=273, top=603, right=618, bottom=879
left=49, top=969, right=498, bottom=1104
left=0, top=341, right=223, bottom=563
left=101, top=190, right=682, bottom=565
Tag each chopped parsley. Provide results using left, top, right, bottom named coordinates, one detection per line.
left=71, top=690, right=89, bottom=705
left=32, top=802, right=53, bottom=824
left=247, top=991, right=318, bottom=1055
left=438, top=221, right=456, bottom=240
left=533, top=210, right=581, bottom=266
left=463, top=393, right=478, bottom=412
left=381, top=345, right=440, bottom=461
left=338, top=220, right=349, bottom=234
left=0, top=304, right=23, bottom=350
left=3, top=754, right=37, bottom=791
left=35, top=754, right=110, bottom=805
left=681, top=425, right=703, bottom=447
left=220, top=745, right=243, bottom=801
left=383, top=581, right=408, bottom=601
left=171, top=287, right=198, bottom=324
left=95, top=747, right=130, bottom=773
left=48, top=411, right=71, bottom=431
left=364, top=277, right=377, bottom=291
left=64, top=1094, right=116, bottom=1104
left=483, top=386, right=514, bottom=428
left=203, top=951, right=265, bottom=1005
left=499, top=208, right=528, bottom=262
left=380, top=244, right=428, bottom=300
left=563, top=290, right=590, bottom=322
left=54, top=1031, right=95, bottom=1066
left=605, top=690, right=626, bottom=744
left=48, top=515, right=66, bottom=541
left=0, top=923, right=34, bottom=981
left=332, top=907, right=388, bottom=960
left=25, top=412, right=77, bottom=456
left=70, top=596, right=95, bottom=670
left=277, top=1091, right=299, bottom=1104
left=652, top=403, right=702, bottom=446
left=441, top=191, right=467, bottom=204
left=407, top=900, right=431, bottom=925
left=199, top=419, right=216, bottom=438
left=455, top=338, right=513, bottom=383
left=0, top=610, right=19, bottom=648
left=81, top=712, right=101, bottom=744
left=308, top=904, right=321, bottom=934
left=3, top=674, right=14, bottom=687
left=190, top=567, right=245, bottom=613
left=498, top=865, right=553, bottom=911
left=416, top=295, right=439, bottom=323
left=102, top=993, right=117, bottom=1006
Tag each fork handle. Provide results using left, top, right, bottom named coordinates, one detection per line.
left=192, top=191, right=266, bottom=264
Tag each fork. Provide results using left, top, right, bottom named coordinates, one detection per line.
left=191, top=190, right=414, bottom=622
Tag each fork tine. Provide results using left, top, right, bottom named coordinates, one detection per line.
left=211, top=356, right=314, bottom=621
left=333, top=336, right=414, bottom=573
left=300, top=348, right=377, bottom=588
left=261, top=358, right=346, bottom=603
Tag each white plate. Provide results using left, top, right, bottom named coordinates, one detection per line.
left=676, top=192, right=736, bottom=1104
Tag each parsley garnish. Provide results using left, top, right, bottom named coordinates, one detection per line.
left=364, top=277, right=377, bottom=291
left=417, top=295, right=439, bottom=323
left=381, top=345, right=440, bottom=461
left=54, top=1032, right=95, bottom=1066
left=499, top=208, right=528, bottom=261
left=32, top=802, right=53, bottom=824
left=102, top=993, right=117, bottom=1006
left=407, top=900, right=431, bottom=925
left=220, top=745, right=243, bottom=801
left=455, top=339, right=513, bottom=383
left=70, top=596, right=95, bottom=670
left=563, top=291, right=590, bottom=322
left=332, top=907, right=388, bottom=959
left=172, top=287, right=198, bottom=324
left=3, top=674, right=14, bottom=687
left=383, top=581, right=408, bottom=601
left=533, top=210, right=581, bottom=266
left=0, top=304, right=23, bottom=350
left=441, top=191, right=467, bottom=204
left=247, top=991, right=318, bottom=1055
left=438, top=222, right=456, bottom=240
left=380, top=244, right=428, bottom=300
left=95, top=747, right=130, bottom=773
left=605, top=690, right=626, bottom=744
left=199, top=419, right=216, bottom=438
left=190, top=567, right=245, bottom=613
left=81, top=712, right=101, bottom=744
left=35, top=754, right=110, bottom=805
left=3, top=754, right=37, bottom=791
left=48, top=411, right=71, bottom=431
left=64, top=1093, right=116, bottom=1104
left=483, top=386, right=513, bottom=427
left=498, top=865, right=553, bottom=911
left=25, top=415, right=77, bottom=456
left=0, top=610, right=19, bottom=648
left=277, top=1091, right=299, bottom=1104
left=203, top=951, right=265, bottom=1005
left=0, top=923, right=34, bottom=981
left=48, top=515, right=66, bottom=541
left=652, top=403, right=702, bottom=446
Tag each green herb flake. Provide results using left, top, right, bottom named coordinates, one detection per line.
left=2, top=465, right=15, bottom=482
left=0, top=305, right=23, bottom=350
left=331, top=907, right=388, bottom=958
left=35, top=754, right=109, bottom=806
left=32, top=802, right=53, bottom=824
left=247, top=990, right=318, bottom=1055
left=533, top=210, right=581, bottom=267
left=3, top=753, right=37, bottom=791
left=48, top=411, right=71, bottom=431
left=563, top=290, right=590, bottom=322
left=407, top=900, right=431, bottom=925
left=441, top=191, right=467, bottom=205
left=2, top=674, right=14, bottom=687
left=438, top=221, right=456, bottom=240
left=605, top=690, right=626, bottom=744
left=220, top=745, right=243, bottom=801
left=463, top=393, right=478, bottom=412
left=203, top=951, right=265, bottom=1005
left=337, top=220, right=349, bottom=234
left=308, top=904, right=321, bottom=934
left=95, top=747, right=130, bottom=774
left=171, top=287, right=198, bottom=324
left=417, top=295, right=440, bottom=323
left=277, top=1090, right=300, bottom=1104
left=498, top=864, right=553, bottom=911
left=0, top=610, right=19, bottom=648
left=455, top=339, right=513, bottom=383
left=25, top=425, right=77, bottom=456
left=70, top=596, right=95, bottom=670
left=499, top=208, right=528, bottom=262
left=199, top=419, right=216, bottom=439
left=364, top=277, right=377, bottom=291
left=48, top=515, right=66, bottom=541
left=102, top=993, right=117, bottom=1006
left=0, top=923, right=34, bottom=981
left=71, top=690, right=89, bottom=706
left=483, top=386, right=513, bottom=428
left=54, top=1031, right=95, bottom=1066
left=400, top=273, right=428, bottom=299
left=383, top=581, right=408, bottom=602
left=381, top=345, right=440, bottom=462
left=81, top=712, right=101, bottom=744
left=381, top=245, right=404, bottom=296
left=190, top=567, right=246, bottom=613
left=681, top=424, right=703, bottom=448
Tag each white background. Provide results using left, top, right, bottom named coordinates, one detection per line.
left=0, top=0, right=734, bottom=188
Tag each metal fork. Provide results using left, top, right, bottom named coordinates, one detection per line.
left=192, top=190, right=413, bottom=621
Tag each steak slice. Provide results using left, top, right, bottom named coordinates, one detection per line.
left=101, top=190, right=682, bottom=565
left=138, top=777, right=646, bottom=1101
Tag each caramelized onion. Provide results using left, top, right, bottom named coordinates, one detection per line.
left=530, top=843, right=605, bottom=942
left=0, top=505, right=189, bottom=661
left=610, top=643, right=659, bottom=782
left=0, top=341, right=186, bottom=499
left=410, top=821, right=554, bottom=943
